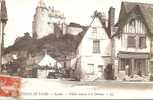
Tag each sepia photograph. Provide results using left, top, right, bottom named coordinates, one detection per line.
left=0, top=0, right=153, bottom=99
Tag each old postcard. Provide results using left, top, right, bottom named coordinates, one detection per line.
left=0, top=0, right=153, bottom=99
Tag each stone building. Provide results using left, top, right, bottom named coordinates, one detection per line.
left=32, top=0, right=66, bottom=39
left=32, top=0, right=84, bottom=40
left=71, top=9, right=115, bottom=81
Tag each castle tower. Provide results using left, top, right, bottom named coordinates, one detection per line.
left=32, top=0, right=49, bottom=39
left=47, top=6, right=66, bottom=35
left=32, top=0, right=67, bottom=39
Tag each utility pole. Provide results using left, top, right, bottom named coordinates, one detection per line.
left=0, top=0, right=8, bottom=72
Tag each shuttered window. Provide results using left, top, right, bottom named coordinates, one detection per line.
left=93, top=40, right=100, bottom=53
left=139, top=36, right=146, bottom=49
left=87, top=64, right=94, bottom=74
left=127, top=36, right=136, bottom=48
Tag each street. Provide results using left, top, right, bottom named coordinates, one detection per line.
left=20, top=78, right=153, bottom=99
left=1, top=78, right=153, bottom=99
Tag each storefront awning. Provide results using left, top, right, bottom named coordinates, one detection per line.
left=118, top=53, right=149, bottom=59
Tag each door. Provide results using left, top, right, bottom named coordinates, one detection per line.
left=104, top=64, right=114, bottom=80
left=98, top=65, right=103, bottom=79
left=135, top=59, right=146, bottom=76
left=120, top=58, right=131, bottom=76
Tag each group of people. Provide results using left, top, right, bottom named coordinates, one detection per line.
left=1, top=60, right=20, bottom=75
left=125, top=64, right=142, bottom=77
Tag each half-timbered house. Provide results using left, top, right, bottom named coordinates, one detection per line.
left=112, top=2, right=153, bottom=80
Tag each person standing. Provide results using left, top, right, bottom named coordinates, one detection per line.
left=125, top=64, right=129, bottom=76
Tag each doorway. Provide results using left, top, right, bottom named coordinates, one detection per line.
left=98, top=65, right=103, bottom=79
left=134, top=59, right=146, bottom=76
left=120, top=58, right=131, bottom=76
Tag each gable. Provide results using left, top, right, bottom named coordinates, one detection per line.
left=117, top=2, right=127, bottom=27
left=76, top=12, right=110, bottom=52
left=77, top=16, right=111, bottom=56
left=123, top=10, right=148, bottom=34
left=116, top=2, right=153, bottom=35
left=91, top=17, right=103, bottom=28
left=85, top=17, right=109, bottom=40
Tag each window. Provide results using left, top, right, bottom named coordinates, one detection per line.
left=127, top=36, right=136, bottom=48
left=92, top=27, right=97, bottom=33
left=48, top=22, right=51, bottom=25
left=120, top=59, right=130, bottom=71
left=92, top=27, right=97, bottom=38
left=139, top=36, right=146, bottom=49
left=93, top=40, right=100, bottom=53
left=87, top=64, right=94, bottom=74
left=41, top=9, right=45, bottom=15
left=98, top=65, right=103, bottom=72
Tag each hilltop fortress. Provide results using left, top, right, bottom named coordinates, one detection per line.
left=32, top=0, right=84, bottom=39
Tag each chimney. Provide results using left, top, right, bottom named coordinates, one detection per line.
left=108, top=6, right=115, bottom=35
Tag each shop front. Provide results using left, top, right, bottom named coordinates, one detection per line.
left=118, top=52, right=149, bottom=77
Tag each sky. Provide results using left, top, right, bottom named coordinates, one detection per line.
left=4, top=0, right=153, bottom=47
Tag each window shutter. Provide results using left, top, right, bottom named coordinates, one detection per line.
left=127, top=36, right=136, bottom=48
left=139, top=37, right=146, bottom=49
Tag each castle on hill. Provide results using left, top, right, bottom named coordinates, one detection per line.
left=32, top=0, right=84, bottom=39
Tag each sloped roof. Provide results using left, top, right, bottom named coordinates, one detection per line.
left=38, top=53, right=62, bottom=67
left=116, top=2, right=153, bottom=34
left=95, top=12, right=110, bottom=38
left=78, top=11, right=110, bottom=39
left=68, top=22, right=83, bottom=28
